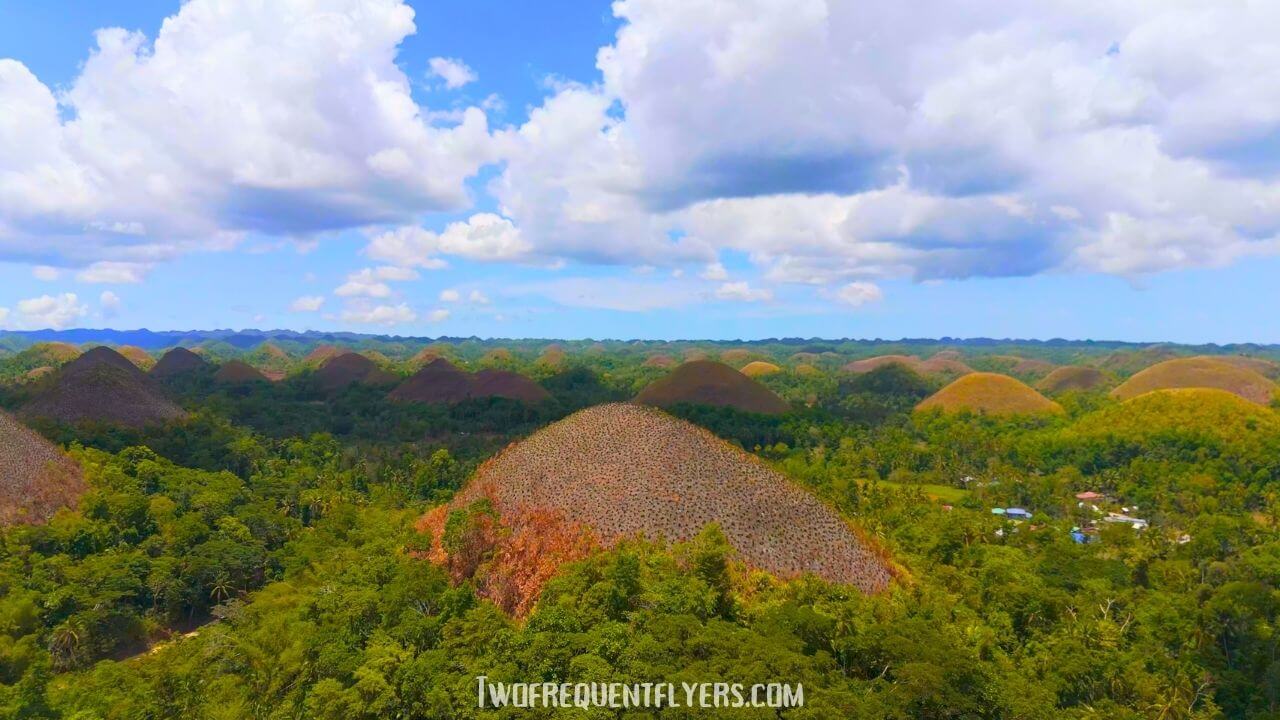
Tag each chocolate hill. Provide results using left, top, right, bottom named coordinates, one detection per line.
left=472, top=369, right=552, bottom=403
left=116, top=345, right=155, bottom=370
left=917, top=372, right=1063, bottom=416
left=634, top=360, right=789, bottom=415
left=214, top=360, right=271, bottom=384
left=1208, top=355, right=1280, bottom=380
left=389, top=359, right=549, bottom=405
left=740, top=361, right=781, bottom=378
left=1111, top=357, right=1277, bottom=405
left=425, top=403, right=893, bottom=611
left=1071, top=388, right=1280, bottom=445
left=844, top=353, right=973, bottom=377
left=19, top=347, right=187, bottom=428
left=643, top=354, right=677, bottom=368
left=1037, top=366, right=1109, bottom=394
left=304, top=344, right=345, bottom=365
left=313, top=352, right=398, bottom=391
left=150, top=347, right=209, bottom=377
left=0, top=409, right=86, bottom=525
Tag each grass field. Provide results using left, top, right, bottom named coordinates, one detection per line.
left=865, top=479, right=970, bottom=503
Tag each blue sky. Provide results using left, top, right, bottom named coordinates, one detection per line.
left=1, top=0, right=1278, bottom=342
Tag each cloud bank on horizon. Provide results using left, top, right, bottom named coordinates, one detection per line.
left=2, top=0, right=1279, bottom=331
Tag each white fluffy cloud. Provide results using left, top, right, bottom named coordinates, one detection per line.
left=289, top=295, right=325, bottom=312
left=340, top=302, right=416, bottom=325
left=489, top=0, right=1280, bottom=292
left=426, top=308, right=451, bottom=322
left=366, top=213, right=531, bottom=267
left=99, top=290, right=122, bottom=314
left=832, top=282, right=884, bottom=308
left=0, top=293, right=90, bottom=329
left=439, top=289, right=461, bottom=302
left=76, top=261, right=150, bottom=284
left=335, top=266, right=419, bottom=298
left=32, top=266, right=60, bottom=281
left=714, top=281, right=772, bottom=303
left=0, top=0, right=497, bottom=269
left=427, top=57, right=477, bottom=89
left=468, top=290, right=490, bottom=304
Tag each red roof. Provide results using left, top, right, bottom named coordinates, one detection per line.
left=1075, top=491, right=1104, bottom=500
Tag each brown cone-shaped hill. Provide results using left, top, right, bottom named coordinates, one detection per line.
left=844, top=355, right=919, bottom=373
left=1111, top=357, right=1277, bottom=405
left=304, top=344, right=345, bottom=365
left=1037, top=366, right=1109, bottom=394
left=389, top=358, right=475, bottom=404
left=740, top=360, right=781, bottom=378
left=635, top=360, right=789, bottom=414
left=214, top=360, right=271, bottom=384
left=150, top=347, right=209, bottom=377
left=643, top=354, right=676, bottom=368
left=429, top=403, right=892, bottom=606
left=917, top=372, right=1063, bottom=415
left=116, top=346, right=155, bottom=370
left=1205, top=355, right=1280, bottom=380
left=314, top=352, right=397, bottom=391
left=20, top=347, right=186, bottom=428
left=916, top=353, right=974, bottom=375
left=0, top=409, right=86, bottom=525
left=472, top=369, right=551, bottom=403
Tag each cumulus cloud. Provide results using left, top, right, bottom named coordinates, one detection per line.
left=426, top=308, right=451, bottom=322
left=289, top=295, right=325, bottom=312
left=714, top=281, right=772, bottom=303
left=340, top=302, right=416, bottom=325
left=76, top=261, right=149, bottom=284
left=699, top=262, right=728, bottom=281
left=468, top=289, right=490, bottom=304
left=832, top=282, right=884, bottom=308
left=487, top=0, right=1280, bottom=294
left=32, top=266, right=60, bottom=281
left=335, top=266, right=419, bottom=298
left=99, top=290, right=122, bottom=317
left=427, top=57, right=477, bottom=89
left=0, top=0, right=497, bottom=269
left=3, top=293, right=90, bottom=329
left=439, top=289, right=461, bottom=302
left=366, top=213, right=531, bottom=267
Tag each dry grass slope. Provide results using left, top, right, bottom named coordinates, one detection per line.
left=1037, top=366, right=1109, bottom=394
left=1111, top=357, right=1277, bottom=405
left=314, top=352, right=397, bottom=391
left=116, top=346, right=155, bottom=370
left=214, top=360, right=271, bottom=384
left=20, top=347, right=187, bottom=428
left=917, top=372, right=1063, bottom=416
left=389, top=359, right=548, bottom=405
left=150, top=347, right=209, bottom=377
left=0, top=410, right=86, bottom=525
left=304, top=345, right=345, bottom=365
left=1207, top=355, right=1280, bottom=380
left=643, top=354, right=677, bottom=368
left=740, top=360, right=781, bottom=378
left=635, top=360, right=789, bottom=415
left=434, top=403, right=893, bottom=600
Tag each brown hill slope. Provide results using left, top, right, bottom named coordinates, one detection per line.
left=0, top=409, right=86, bottom=525
left=116, top=346, right=155, bottom=370
left=389, top=359, right=547, bottom=405
left=740, top=361, right=781, bottom=378
left=1207, top=355, right=1280, bottom=380
left=304, top=344, right=345, bottom=365
left=643, top=354, right=676, bottom=368
left=472, top=369, right=552, bottom=403
left=214, top=360, right=271, bottom=384
left=389, top=358, right=477, bottom=404
left=1037, top=366, right=1109, bottom=394
left=917, top=372, right=1063, bottom=416
left=314, top=352, right=397, bottom=391
left=150, top=347, right=209, bottom=377
left=20, top=348, right=186, bottom=428
left=1096, top=346, right=1181, bottom=376
left=844, top=355, right=919, bottom=373
left=424, top=403, right=893, bottom=612
left=1111, top=357, right=1277, bottom=405
left=634, top=360, right=789, bottom=414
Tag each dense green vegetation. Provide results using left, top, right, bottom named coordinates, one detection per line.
left=5, top=343, right=1280, bottom=718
